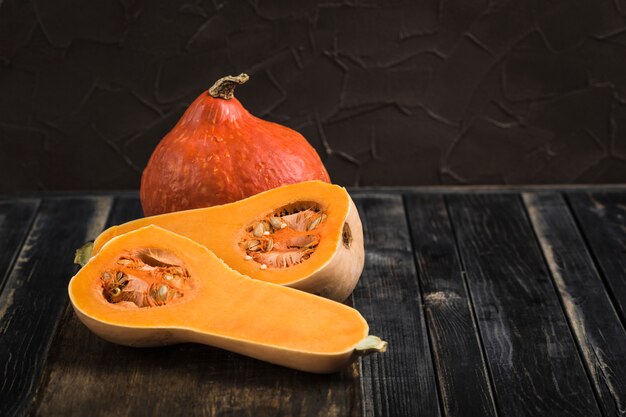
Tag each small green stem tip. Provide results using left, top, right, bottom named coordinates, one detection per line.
left=355, top=335, right=388, bottom=356
left=74, top=241, right=94, bottom=267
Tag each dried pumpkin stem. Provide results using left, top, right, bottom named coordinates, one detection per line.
left=208, top=73, right=249, bottom=100
left=74, top=241, right=94, bottom=267
left=354, top=335, right=388, bottom=356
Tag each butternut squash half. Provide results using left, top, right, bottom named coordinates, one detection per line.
left=70, top=226, right=386, bottom=373
left=91, top=181, right=364, bottom=302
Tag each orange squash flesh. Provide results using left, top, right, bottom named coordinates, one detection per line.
left=91, top=181, right=364, bottom=301
left=70, top=226, right=379, bottom=373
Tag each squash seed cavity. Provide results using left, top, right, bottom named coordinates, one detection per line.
left=101, top=248, right=193, bottom=308
left=241, top=203, right=327, bottom=269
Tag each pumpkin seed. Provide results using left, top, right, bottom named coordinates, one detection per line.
left=117, top=259, right=132, bottom=266
left=263, top=231, right=270, bottom=236
left=260, top=264, right=267, bottom=270
left=102, top=272, right=111, bottom=281
left=158, top=285, right=168, bottom=301
left=164, top=274, right=173, bottom=281
left=247, top=239, right=261, bottom=251
left=265, top=237, right=273, bottom=252
left=269, top=217, right=283, bottom=229
left=244, top=255, right=253, bottom=260
left=308, top=215, right=323, bottom=231
left=253, top=223, right=264, bottom=238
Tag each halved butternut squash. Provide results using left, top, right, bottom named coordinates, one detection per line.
left=91, top=181, right=364, bottom=301
left=69, top=225, right=386, bottom=373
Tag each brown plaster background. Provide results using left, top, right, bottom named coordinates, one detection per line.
left=1, top=0, right=626, bottom=192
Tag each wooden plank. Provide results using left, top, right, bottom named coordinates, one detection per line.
left=566, top=192, right=626, bottom=322
left=0, top=199, right=39, bottom=291
left=0, top=197, right=113, bottom=417
left=104, top=196, right=144, bottom=227
left=404, top=194, right=498, bottom=417
left=30, top=197, right=362, bottom=417
left=524, top=192, right=626, bottom=417
left=446, top=194, right=601, bottom=417
left=352, top=194, right=441, bottom=417
left=349, top=185, right=626, bottom=195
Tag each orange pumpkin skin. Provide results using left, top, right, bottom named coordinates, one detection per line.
left=140, top=74, right=330, bottom=216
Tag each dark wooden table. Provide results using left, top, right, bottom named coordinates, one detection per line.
left=1, top=187, right=625, bottom=417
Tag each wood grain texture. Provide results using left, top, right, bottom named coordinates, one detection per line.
left=352, top=194, right=441, bottom=417
left=32, top=305, right=362, bottom=417
left=446, top=193, right=601, bottom=417
left=0, top=197, right=113, bottom=417
left=566, top=192, right=626, bottom=324
left=104, top=196, right=144, bottom=228
left=30, top=197, right=362, bottom=417
left=524, top=192, right=626, bottom=417
left=0, top=198, right=39, bottom=291
left=404, top=194, right=498, bottom=417
left=4, top=189, right=624, bottom=417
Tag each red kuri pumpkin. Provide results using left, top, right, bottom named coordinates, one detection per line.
left=140, top=74, right=330, bottom=216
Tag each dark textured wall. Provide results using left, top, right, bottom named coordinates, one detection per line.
left=1, top=0, right=626, bottom=192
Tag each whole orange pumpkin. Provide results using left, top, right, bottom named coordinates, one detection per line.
left=140, top=74, right=330, bottom=216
